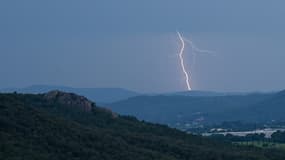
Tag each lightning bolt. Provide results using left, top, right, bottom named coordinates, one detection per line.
left=177, top=31, right=192, bottom=91
left=177, top=32, right=215, bottom=91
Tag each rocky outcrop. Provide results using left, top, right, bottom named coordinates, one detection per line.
left=43, top=90, right=94, bottom=112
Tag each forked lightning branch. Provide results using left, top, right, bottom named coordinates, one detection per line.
left=177, top=31, right=214, bottom=91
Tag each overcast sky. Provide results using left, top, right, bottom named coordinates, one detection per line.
left=1, top=0, right=285, bottom=93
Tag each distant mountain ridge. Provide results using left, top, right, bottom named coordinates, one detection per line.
left=0, top=85, right=139, bottom=103
left=164, top=90, right=277, bottom=97
left=3, top=85, right=284, bottom=125
left=238, top=90, right=285, bottom=122
left=108, top=90, right=285, bottom=125
left=165, top=90, right=243, bottom=97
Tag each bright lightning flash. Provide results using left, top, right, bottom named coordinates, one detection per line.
left=177, top=32, right=215, bottom=91
left=177, top=31, right=192, bottom=91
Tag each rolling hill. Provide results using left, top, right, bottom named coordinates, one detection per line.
left=236, top=90, right=285, bottom=122
left=0, top=91, right=284, bottom=160
left=107, top=91, right=284, bottom=125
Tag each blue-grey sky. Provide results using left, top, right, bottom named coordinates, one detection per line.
left=1, top=0, right=285, bottom=93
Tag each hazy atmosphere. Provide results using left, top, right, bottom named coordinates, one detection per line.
left=2, top=1, right=285, bottom=159
left=1, top=0, right=285, bottom=92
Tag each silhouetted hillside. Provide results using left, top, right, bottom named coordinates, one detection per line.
left=236, top=90, right=285, bottom=122
left=0, top=91, right=283, bottom=160
left=108, top=93, right=273, bottom=124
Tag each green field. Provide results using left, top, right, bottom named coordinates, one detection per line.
left=235, top=141, right=285, bottom=150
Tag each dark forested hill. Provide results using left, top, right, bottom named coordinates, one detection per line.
left=0, top=91, right=284, bottom=160
left=108, top=93, right=274, bottom=125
